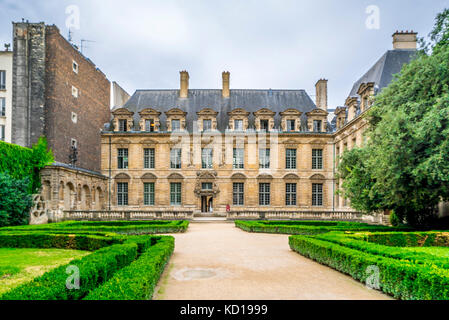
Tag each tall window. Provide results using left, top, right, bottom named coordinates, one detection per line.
left=145, top=119, right=155, bottom=132
left=286, top=149, right=297, bottom=169
left=117, top=148, right=128, bottom=169
left=202, top=148, right=213, bottom=169
left=312, top=149, right=323, bottom=169
left=286, top=183, right=297, bottom=206
left=171, top=119, right=181, bottom=131
left=233, top=148, right=244, bottom=169
left=144, top=182, right=155, bottom=206
left=287, top=119, right=295, bottom=132
left=234, top=119, right=243, bottom=131
left=233, top=183, right=244, bottom=206
left=119, top=119, right=127, bottom=132
left=260, top=119, right=269, bottom=131
left=144, top=148, right=155, bottom=169
left=170, top=183, right=182, bottom=205
left=0, top=125, right=4, bottom=141
left=0, top=98, right=5, bottom=116
left=313, top=120, right=322, bottom=132
left=0, top=70, right=6, bottom=90
left=117, top=182, right=128, bottom=206
left=259, top=183, right=270, bottom=206
left=170, top=148, right=182, bottom=169
left=259, top=148, right=270, bottom=169
left=312, top=183, right=323, bottom=206
left=203, top=119, right=212, bottom=131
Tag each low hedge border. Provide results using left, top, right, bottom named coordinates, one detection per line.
left=0, top=241, right=140, bottom=300
left=289, top=235, right=449, bottom=300
left=0, top=220, right=190, bottom=234
left=0, top=232, right=174, bottom=300
left=0, top=233, right=120, bottom=251
left=313, top=232, right=449, bottom=269
left=364, top=232, right=449, bottom=247
left=84, top=236, right=174, bottom=300
left=235, top=220, right=410, bottom=235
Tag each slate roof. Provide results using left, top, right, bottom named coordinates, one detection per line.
left=120, top=89, right=321, bottom=132
left=348, top=49, right=417, bottom=98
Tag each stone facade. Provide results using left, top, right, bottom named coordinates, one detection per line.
left=11, top=22, right=111, bottom=171
left=33, top=163, right=108, bottom=224
left=101, top=131, right=335, bottom=214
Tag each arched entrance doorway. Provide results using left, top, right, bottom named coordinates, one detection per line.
left=194, top=171, right=219, bottom=214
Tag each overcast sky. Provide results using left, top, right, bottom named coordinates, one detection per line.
left=0, top=0, right=448, bottom=107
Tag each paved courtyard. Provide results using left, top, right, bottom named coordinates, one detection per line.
left=153, top=222, right=391, bottom=300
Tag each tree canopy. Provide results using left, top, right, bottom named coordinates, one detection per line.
left=337, top=9, right=449, bottom=226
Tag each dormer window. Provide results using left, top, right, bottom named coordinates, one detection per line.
left=313, top=120, right=322, bottom=132
left=203, top=119, right=212, bottom=132
left=287, top=119, right=295, bottom=132
left=112, top=108, right=134, bottom=132
left=145, top=119, right=155, bottom=132
left=228, top=108, right=250, bottom=131
left=165, top=108, right=187, bottom=132
left=119, top=119, right=128, bottom=132
left=253, top=108, right=275, bottom=132
left=234, top=119, right=243, bottom=131
left=139, top=108, right=161, bottom=132
left=306, top=108, right=328, bottom=133
left=172, top=119, right=181, bottom=131
left=280, top=109, right=302, bottom=132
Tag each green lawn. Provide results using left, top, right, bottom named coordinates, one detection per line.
left=0, top=248, right=89, bottom=295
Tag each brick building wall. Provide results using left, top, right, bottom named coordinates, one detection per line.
left=12, top=22, right=110, bottom=172
left=44, top=25, right=110, bottom=171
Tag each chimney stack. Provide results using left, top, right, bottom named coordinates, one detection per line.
left=179, top=70, right=189, bottom=98
left=392, top=30, right=417, bottom=50
left=222, top=71, right=230, bottom=98
left=315, top=79, right=328, bottom=111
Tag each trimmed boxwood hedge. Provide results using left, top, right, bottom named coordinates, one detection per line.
left=0, top=241, right=140, bottom=300
left=0, top=220, right=189, bottom=234
left=84, top=236, right=174, bottom=300
left=235, top=220, right=410, bottom=235
left=0, top=232, right=120, bottom=251
left=289, top=233, right=449, bottom=300
left=0, top=231, right=175, bottom=300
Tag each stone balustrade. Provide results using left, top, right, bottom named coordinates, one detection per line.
left=63, top=210, right=194, bottom=221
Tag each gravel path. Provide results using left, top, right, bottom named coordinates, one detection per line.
left=153, top=222, right=392, bottom=300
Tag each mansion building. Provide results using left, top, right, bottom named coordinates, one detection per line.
left=100, top=31, right=418, bottom=215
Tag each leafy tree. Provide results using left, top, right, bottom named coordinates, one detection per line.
left=337, top=9, right=449, bottom=226
left=336, top=147, right=386, bottom=213
left=0, top=173, right=33, bottom=227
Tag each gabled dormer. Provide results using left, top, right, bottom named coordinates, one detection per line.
left=253, top=108, right=275, bottom=132
left=112, top=108, right=134, bottom=132
left=227, top=108, right=250, bottom=131
left=165, top=108, right=187, bottom=132
left=306, top=108, right=328, bottom=133
left=334, top=107, right=347, bottom=130
left=357, top=82, right=375, bottom=113
left=138, top=108, right=161, bottom=132
left=280, top=109, right=302, bottom=132
left=197, top=108, right=218, bottom=132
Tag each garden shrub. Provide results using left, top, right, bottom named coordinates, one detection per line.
left=84, top=236, right=174, bottom=300
left=0, top=232, right=121, bottom=251
left=0, top=220, right=190, bottom=234
left=0, top=241, right=139, bottom=300
left=289, top=233, right=449, bottom=300
left=235, top=220, right=410, bottom=235
left=0, top=173, right=33, bottom=227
